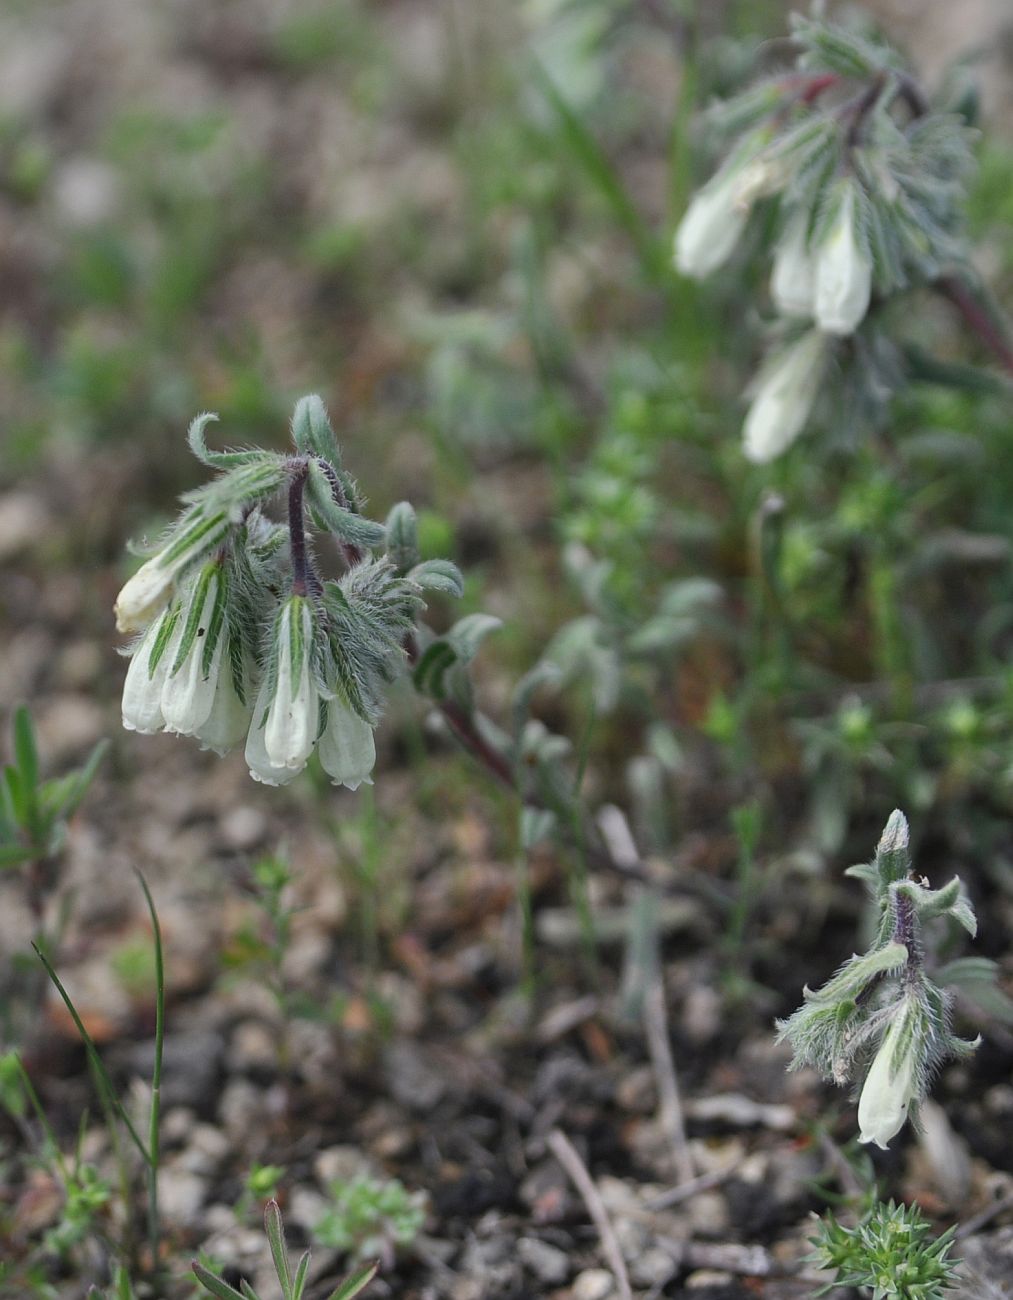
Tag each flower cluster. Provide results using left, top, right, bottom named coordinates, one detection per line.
left=776, top=810, right=979, bottom=1150
left=674, top=15, right=975, bottom=462
left=116, top=399, right=463, bottom=788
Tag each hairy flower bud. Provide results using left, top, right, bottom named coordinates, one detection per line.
left=815, top=183, right=872, bottom=336
left=121, top=608, right=178, bottom=735
left=771, top=212, right=816, bottom=317
left=743, top=330, right=827, bottom=463
left=115, top=511, right=231, bottom=633
left=858, top=1009, right=918, bottom=1150
left=245, top=597, right=319, bottom=785
left=318, top=702, right=376, bottom=790
left=674, top=145, right=780, bottom=280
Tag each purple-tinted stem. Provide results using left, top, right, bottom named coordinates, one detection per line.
left=936, top=274, right=1013, bottom=376
left=288, top=464, right=311, bottom=596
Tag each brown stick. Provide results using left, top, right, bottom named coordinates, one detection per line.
left=547, top=1128, right=634, bottom=1300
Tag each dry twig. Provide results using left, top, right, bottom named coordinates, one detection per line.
left=547, top=1128, right=634, bottom=1300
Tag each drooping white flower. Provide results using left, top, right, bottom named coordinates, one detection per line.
left=858, top=1009, right=919, bottom=1150
left=245, top=597, right=319, bottom=784
left=194, top=653, right=256, bottom=756
left=814, top=182, right=872, bottom=336
left=318, top=701, right=375, bottom=790
left=161, top=568, right=226, bottom=737
left=743, top=330, right=828, bottom=463
left=674, top=147, right=781, bottom=280
left=121, top=607, right=178, bottom=735
left=114, top=510, right=231, bottom=634
left=771, top=212, right=816, bottom=317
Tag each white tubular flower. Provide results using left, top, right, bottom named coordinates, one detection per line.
left=114, top=510, right=231, bottom=634
left=675, top=146, right=783, bottom=281
left=122, top=608, right=178, bottom=735
left=743, top=330, right=828, bottom=463
left=675, top=172, right=751, bottom=280
left=814, top=182, right=872, bottom=336
left=114, top=559, right=177, bottom=636
left=194, top=654, right=255, bottom=756
left=245, top=597, right=319, bottom=784
left=858, top=1010, right=918, bottom=1150
left=161, top=568, right=226, bottom=737
left=771, top=212, right=816, bottom=317
left=318, top=701, right=376, bottom=790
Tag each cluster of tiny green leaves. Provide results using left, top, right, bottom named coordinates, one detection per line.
left=312, top=1175, right=427, bottom=1264
left=810, top=1200, right=959, bottom=1299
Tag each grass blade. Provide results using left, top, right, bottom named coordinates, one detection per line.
left=32, top=942, right=149, bottom=1164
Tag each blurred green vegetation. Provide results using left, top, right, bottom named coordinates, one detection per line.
left=2, top=0, right=1013, bottom=928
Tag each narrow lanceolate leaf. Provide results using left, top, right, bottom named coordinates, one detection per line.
left=264, top=1200, right=293, bottom=1300
left=11, top=708, right=40, bottom=838
left=305, top=460, right=386, bottom=549
left=147, top=607, right=181, bottom=678
left=292, top=1252, right=310, bottom=1300
left=327, top=1261, right=379, bottom=1300
left=407, top=559, right=464, bottom=599
left=191, top=1262, right=249, bottom=1300
left=40, top=738, right=108, bottom=821
left=13, top=707, right=39, bottom=791
left=183, top=459, right=289, bottom=521
left=291, top=394, right=342, bottom=465
left=159, top=510, right=231, bottom=568
left=801, top=941, right=909, bottom=1005
left=187, top=413, right=266, bottom=468
left=171, top=565, right=220, bottom=675
left=791, top=15, right=892, bottom=80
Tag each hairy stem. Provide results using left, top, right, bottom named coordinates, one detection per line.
left=315, top=456, right=365, bottom=569
left=935, top=274, right=1013, bottom=376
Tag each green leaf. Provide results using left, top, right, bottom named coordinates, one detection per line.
left=407, top=559, right=464, bottom=599
left=520, top=805, right=556, bottom=851
left=291, top=1252, right=310, bottom=1300
left=40, top=739, right=108, bottom=824
left=159, top=509, right=231, bottom=567
left=191, top=1263, right=249, bottom=1300
left=447, top=614, right=502, bottom=663
left=3, top=766, right=29, bottom=828
left=33, top=943, right=150, bottom=1165
left=264, top=1200, right=293, bottom=1300
left=291, top=394, right=342, bottom=465
left=187, top=413, right=264, bottom=468
left=13, top=706, right=39, bottom=791
left=327, top=1261, right=379, bottom=1300
left=531, top=59, right=665, bottom=283
left=385, top=501, right=419, bottom=573
left=305, top=461, right=386, bottom=549
left=170, top=564, right=226, bottom=677
left=412, top=640, right=457, bottom=700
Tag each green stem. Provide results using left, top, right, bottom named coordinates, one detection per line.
left=136, top=871, right=165, bottom=1279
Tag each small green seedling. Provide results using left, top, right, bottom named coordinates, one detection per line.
left=810, top=1199, right=959, bottom=1299
left=312, top=1174, right=426, bottom=1265
left=1, top=705, right=106, bottom=930
left=193, top=1199, right=377, bottom=1300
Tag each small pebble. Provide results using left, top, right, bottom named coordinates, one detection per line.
left=571, top=1267, right=614, bottom=1300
